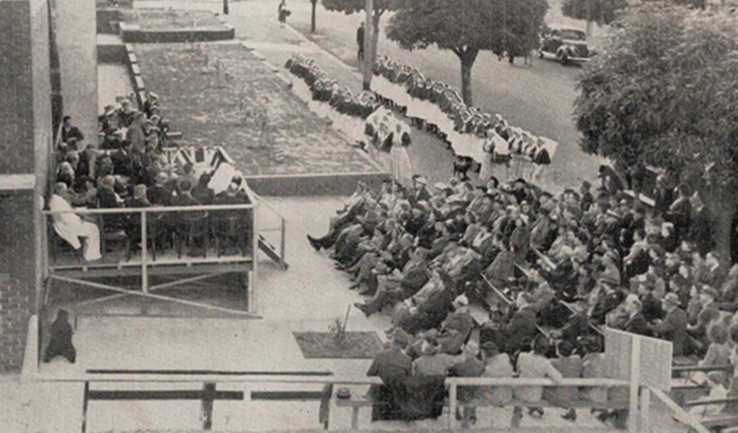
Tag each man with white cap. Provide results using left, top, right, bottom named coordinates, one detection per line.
left=410, top=175, right=431, bottom=206
left=437, top=294, right=474, bottom=354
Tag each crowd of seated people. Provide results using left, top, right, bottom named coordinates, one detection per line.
left=309, top=169, right=738, bottom=426
left=49, top=94, right=252, bottom=262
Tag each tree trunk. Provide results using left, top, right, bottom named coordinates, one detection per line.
left=362, top=0, right=374, bottom=90
left=707, top=189, right=738, bottom=264
left=371, top=11, right=381, bottom=71
left=310, top=1, right=317, bottom=33
left=459, top=49, right=479, bottom=107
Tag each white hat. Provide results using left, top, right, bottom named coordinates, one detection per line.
left=453, top=294, right=469, bottom=308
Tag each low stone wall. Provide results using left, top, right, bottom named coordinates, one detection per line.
left=245, top=172, right=390, bottom=196
left=97, top=8, right=123, bottom=34
left=120, top=22, right=235, bottom=44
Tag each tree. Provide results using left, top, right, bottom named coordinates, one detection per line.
left=386, top=0, right=548, bottom=106
left=574, top=3, right=738, bottom=259
left=310, top=0, right=318, bottom=33
left=322, top=0, right=400, bottom=88
left=561, top=0, right=629, bottom=32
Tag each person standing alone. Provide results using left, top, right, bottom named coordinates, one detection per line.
left=357, top=22, right=365, bottom=61
left=278, top=0, right=289, bottom=27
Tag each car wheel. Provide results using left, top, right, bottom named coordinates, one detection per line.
left=559, top=54, right=569, bottom=66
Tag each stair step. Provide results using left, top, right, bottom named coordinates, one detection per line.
left=258, top=235, right=288, bottom=269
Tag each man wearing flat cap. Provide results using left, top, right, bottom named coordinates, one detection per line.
left=410, top=175, right=432, bottom=206
left=650, top=292, right=688, bottom=356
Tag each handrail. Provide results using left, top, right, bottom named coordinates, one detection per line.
left=648, top=386, right=711, bottom=433
left=447, top=377, right=629, bottom=387
left=251, top=192, right=287, bottom=265
left=43, top=203, right=256, bottom=215
left=28, top=374, right=625, bottom=388
left=673, top=364, right=733, bottom=373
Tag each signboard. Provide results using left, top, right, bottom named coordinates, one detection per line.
left=604, top=328, right=673, bottom=391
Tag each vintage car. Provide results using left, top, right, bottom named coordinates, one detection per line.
left=538, top=25, right=592, bottom=65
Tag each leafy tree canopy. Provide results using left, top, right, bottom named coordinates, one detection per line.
left=321, top=0, right=400, bottom=15
left=387, top=0, right=548, bottom=58
left=561, top=0, right=629, bottom=26
left=386, top=0, right=547, bottom=105
left=574, top=3, right=738, bottom=191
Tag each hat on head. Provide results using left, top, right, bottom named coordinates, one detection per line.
left=597, top=275, right=619, bottom=287
left=465, top=341, right=480, bottom=357
left=453, top=294, right=469, bottom=308
left=662, top=293, right=681, bottom=308
left=414, top=175, right=427, bottom=185
left=155, top=172, right=169, bottom=185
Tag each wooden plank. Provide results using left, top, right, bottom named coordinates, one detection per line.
left=685, top=397, right=738, bottom=407
left=0, top=174, right=35, bottom=190
left=86, top=369, right=332, bottom=376
left=650, top=387, right=711, bottom=433
left=251, top=390, right=325, bottom=400
left=700, top=415, right=738, bottom=429
left=87, top=389, right=243, bottom=401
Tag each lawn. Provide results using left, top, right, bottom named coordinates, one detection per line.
left=134, top=43, right=377, bottom=176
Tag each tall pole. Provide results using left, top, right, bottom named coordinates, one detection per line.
left=223, top=0, right=229, bottom=15
left=363, top=0, right=374, bottom=90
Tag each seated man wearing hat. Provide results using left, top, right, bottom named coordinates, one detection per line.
left=588, top=275, right=626, bottom=326
left=650, top=292, right=688, bottom=356
left=436, top=295, right=474, bottom=355
left=366, top=330, right=412, bottom=421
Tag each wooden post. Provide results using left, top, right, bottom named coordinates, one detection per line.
left=141, top=210, right=148, bottom=293
left=81, top=381, right=90, bottom=433
left=351, top=406, right=360, bottom=430
left=280, top=217, right=286, bottom=268
left=202, top=382, right=216, bottom=430
left=250, top=206, right=258, bottom=314
left=641, top=387, right=651, bottom=433
left=448, top=382, right=457, bottom=429
left=628, top=337, right=641, bottom=433
left=362, top=0, right=374, bottom=91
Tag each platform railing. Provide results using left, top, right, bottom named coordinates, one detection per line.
left=43, top=203, right=258, bottom=302
left=251, top=192, right=287, bottom=268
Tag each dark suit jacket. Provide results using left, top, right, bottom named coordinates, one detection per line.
left=590, top=290, right=626, bottom=325
left=367, top=346, right=412, bottom=383
left=147, top=185, right=173, bottom=206
left=624, top=313, right=652, bottom=337
left=502, top=306, right=538, bottom=352
left=652, top=307, right=688, bottom=356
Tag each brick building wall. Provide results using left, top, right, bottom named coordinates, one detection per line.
left=0, top=0, right=52, bottom=372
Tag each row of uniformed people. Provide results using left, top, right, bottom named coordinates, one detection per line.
left=371, top=55, right=554, bottom=172
left=286, top=53, right=379, bottom=119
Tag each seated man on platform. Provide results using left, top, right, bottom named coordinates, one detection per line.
left=97, top=175, right=127, bottom=231
left=49, top=182, right=102, bottom=261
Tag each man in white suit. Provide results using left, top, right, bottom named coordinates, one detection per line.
left=49, top=182, right=102, bottom=261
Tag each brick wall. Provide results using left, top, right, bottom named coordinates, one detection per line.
left=0, top=273, right=34, bottom=372
left=0, top=191, right=37, bottom=372
left=0, top=0, right=35, bottom=175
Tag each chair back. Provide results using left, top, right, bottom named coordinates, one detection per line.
left=182, top=212, right=209, bottom=237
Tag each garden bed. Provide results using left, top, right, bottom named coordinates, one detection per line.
left=134, top=43, right=379, bottom=177
left=120, top=9, right=234, bottom=43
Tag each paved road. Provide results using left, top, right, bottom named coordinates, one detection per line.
left=285, top=0, right=606, bottom=193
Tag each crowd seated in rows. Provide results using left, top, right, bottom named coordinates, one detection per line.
left=49, top=96, right=252, bottom=262
left=309, top=171, right=738, bottom=426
